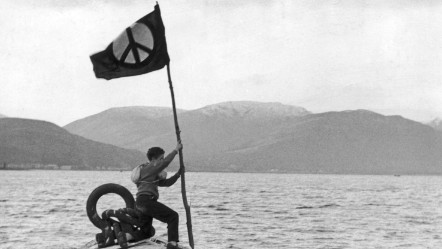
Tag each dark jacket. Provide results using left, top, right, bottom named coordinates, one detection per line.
left=136, top=150, right=180, bottom=199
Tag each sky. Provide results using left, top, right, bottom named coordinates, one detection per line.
left=1, top=0, right=441, bottom=126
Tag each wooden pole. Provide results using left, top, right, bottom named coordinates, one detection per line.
left=166, top=63, right=195, bottom=249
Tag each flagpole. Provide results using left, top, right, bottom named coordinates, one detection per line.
left=166, top=63, right=195, bottom=249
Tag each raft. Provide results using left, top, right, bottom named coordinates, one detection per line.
left=82, top=237, right=191, bottom=249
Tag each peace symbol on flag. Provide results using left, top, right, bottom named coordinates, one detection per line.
left=112, top=22, right=155, bottom=66
left=90, top=4, right=169, bottom=80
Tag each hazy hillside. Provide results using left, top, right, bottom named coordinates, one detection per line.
left=0, top=118, right=145, bottom=169
left=196, top=101, right=310, bottom=119
left=64, top=102, right=442, bottom=174
left=64, top=101, right=310, bottom=152
left=64, top=106, right=185, bottom=150
left=428, top=118, right=442, bottom=131
left=202, top=110, right=442, bottom=174
left=168, top=101, right=310, bottom=157
left=0, top=113, right=6, bottom=118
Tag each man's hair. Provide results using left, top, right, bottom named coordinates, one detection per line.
left=147, top=147, right=165, bottom=161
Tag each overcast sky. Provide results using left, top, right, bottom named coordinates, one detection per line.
left=1, top=0, right=441, bottom=125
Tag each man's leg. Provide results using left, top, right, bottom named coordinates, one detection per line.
left=136, top=198, right=179, bottom=242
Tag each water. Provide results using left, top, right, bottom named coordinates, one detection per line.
left=1, top=171, right=442, bottom=249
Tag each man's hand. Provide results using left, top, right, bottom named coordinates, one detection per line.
left=175, top=142, right=183, bottom=153
left=178, top=166, right=185, bottom=175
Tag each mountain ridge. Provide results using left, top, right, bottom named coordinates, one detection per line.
left=0, top=118, right=145, bottom=170
left=63, top=102, right=442, bottom=174
left=64, top=102, right=309, bottom=151
left=193, top=101, right=310, bottom=118
left=64, top=106, right=188, bottom=149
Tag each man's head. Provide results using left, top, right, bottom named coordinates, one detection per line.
left=147, top=147, right=165, bottom=161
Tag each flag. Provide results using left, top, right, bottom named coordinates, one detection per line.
left=90, top=4, right=169, bottom=80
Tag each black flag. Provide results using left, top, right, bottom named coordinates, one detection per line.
left=90, top=4, right=169, bottom=80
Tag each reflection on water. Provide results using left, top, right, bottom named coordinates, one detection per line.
left=1, top=170, right=442, bottom=249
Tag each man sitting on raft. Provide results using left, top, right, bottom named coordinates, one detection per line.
left=132, top=142, right=184, bottom=249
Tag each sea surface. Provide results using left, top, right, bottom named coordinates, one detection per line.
left=0, top=170, right=442, bottom=249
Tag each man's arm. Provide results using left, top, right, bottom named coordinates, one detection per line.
left=144, top=143, right=182, bottom=176
left=158, top=168, right=182, bottom=187
left=146, top=150, right=178, bottom=176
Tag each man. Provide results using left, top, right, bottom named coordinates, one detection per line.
left=134, top=142, right=184, bottom=249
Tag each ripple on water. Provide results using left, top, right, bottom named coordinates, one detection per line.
left=2, top=171, right=442, bottom=249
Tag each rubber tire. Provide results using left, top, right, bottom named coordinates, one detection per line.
left=86, top=183, right=135, bottom=229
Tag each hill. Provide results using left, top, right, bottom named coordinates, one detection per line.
left=64, top=106, right=186, bottom=150
left=64, top=102, right=309, bottom=151
left=0, top=113, right=6, bottom=118
left=175, top=109, right=442, bottom=174
left=202, top=110, right=442, bottom=174
left=0, top=118, right=145, bottom=170
left=64, top=102, right=442, bottom=174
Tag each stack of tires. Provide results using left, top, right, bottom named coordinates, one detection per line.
left=86, top=183, right=155, bottom=248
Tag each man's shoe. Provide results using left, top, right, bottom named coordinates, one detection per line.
left=112, top=222, right=128, bottom=249
left=116, top=231, right=128, bottom=249
left=166, top=242, right=184, bottom=249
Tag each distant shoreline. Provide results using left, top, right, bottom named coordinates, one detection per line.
left=1, top=168, right=442, bottom=176
left=0, top=168, right=28, bottom=171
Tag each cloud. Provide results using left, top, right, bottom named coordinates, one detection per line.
left=9, top=0, right=142, bottom=9
left=1, top=0, right=441, bottom=124
left=306, top=0, right=442, bottom=9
